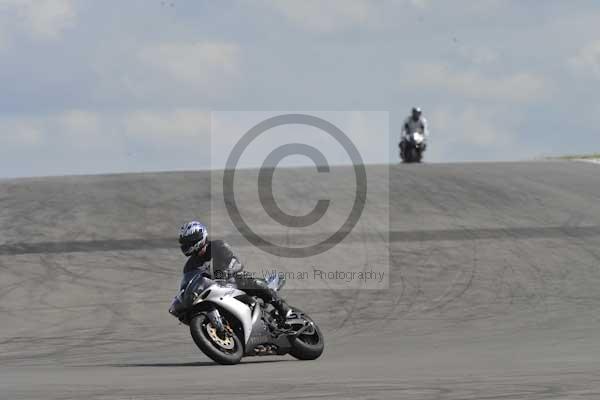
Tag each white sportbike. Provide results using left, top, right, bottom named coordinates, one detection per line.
left=400, top=131, right=426, bottom=163
left=169, top=273, right=324, bottom=365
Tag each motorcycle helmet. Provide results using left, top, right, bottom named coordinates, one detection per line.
left=411, top=107, right=422, bottom=120
left=179, top=221, right=208, bottom=256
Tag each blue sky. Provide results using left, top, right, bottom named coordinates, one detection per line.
left=0, top=0, right=599, bottom=177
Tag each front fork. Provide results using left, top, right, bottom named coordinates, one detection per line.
left=206, top=308, right=225, bottom=335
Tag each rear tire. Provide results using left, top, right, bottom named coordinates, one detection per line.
left=190, top=313, right=243, bottom=365
left=289, top=314, right=324, bottom=361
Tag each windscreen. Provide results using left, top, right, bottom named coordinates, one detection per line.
left=185, top=273, right=220, bottom=307
left=179, top=270, right=204, bottom=291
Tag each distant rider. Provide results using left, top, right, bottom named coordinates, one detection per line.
left=400, top=107, right=429, bottom=159
left=178, top=221, right=291, bottom=325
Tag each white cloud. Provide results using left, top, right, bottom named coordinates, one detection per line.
left=91, top=40, right=241, bottom=104
left=0, top=0, right=76, bottom=41
left=262, top=0, right=507, bottom=33
left=0, top=29, right=8, bottom=50
left=569, top=40, right=600, bottom=79
left=138, top=41, right=240, bottom=87
left=342, top=111, right=390, bottom=164
left=0, top=110, right=102, bottom=150
left=1, top=109, right=210, bottom=151
left=430, top=107, right=511, bottom=148
left=401, top=63, right=549, bottom=103
left=456, top=45, right=498, bottom=66
left=425, top=105, right=532, bottom=162
left=59, top=110, right=100, bottom=134
left=209, top=111, right=389, bottom=169
left=124, top=109, right=210, bottom=142
left=0, top=109, right=214, bottom=177
left=0, top=115, right=44, bottom=146
left=55, top=110, right=103, bottom=148
left=409, top=0, right=429, bottom=9
left=263, top=0, right=379, bottom=33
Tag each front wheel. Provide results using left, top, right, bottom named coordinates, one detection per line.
left=190, top=313, right=243, bottom=365
left=408, top=148, right=420, bottom=163
left=289, top=313, right=324, bottom=360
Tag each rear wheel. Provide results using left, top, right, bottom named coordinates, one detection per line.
left=289, top=313, right=324, bottom=360
left=190, top=313, right=243, bottom=365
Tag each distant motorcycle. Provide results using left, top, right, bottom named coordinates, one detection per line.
left=169, top=273, right=324, bottom=365
left=400, top=131, right=426, bottom=163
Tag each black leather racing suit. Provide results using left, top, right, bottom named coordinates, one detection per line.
left=182, top=239, right=290, bottom=320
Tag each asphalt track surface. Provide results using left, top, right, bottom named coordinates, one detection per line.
left=2, top=161, right=600, bottom=399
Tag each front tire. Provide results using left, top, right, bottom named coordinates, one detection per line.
left=289, top=313, right=324, bottom=360
left=408, top=148, right=419, bottom=163
left=415, top=148, right=423, bottom=163
left=190, top=313, right=243, bottom=365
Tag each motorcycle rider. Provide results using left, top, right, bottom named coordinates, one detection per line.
left=178, top=221, right=291, bottom=326
left=400, top=107, right=429, bottom=159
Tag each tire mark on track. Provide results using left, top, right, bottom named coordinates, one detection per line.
left=2, top=226, right=600, bottom=256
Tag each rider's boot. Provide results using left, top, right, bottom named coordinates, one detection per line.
left=269, top=289, right=291, bottom=326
